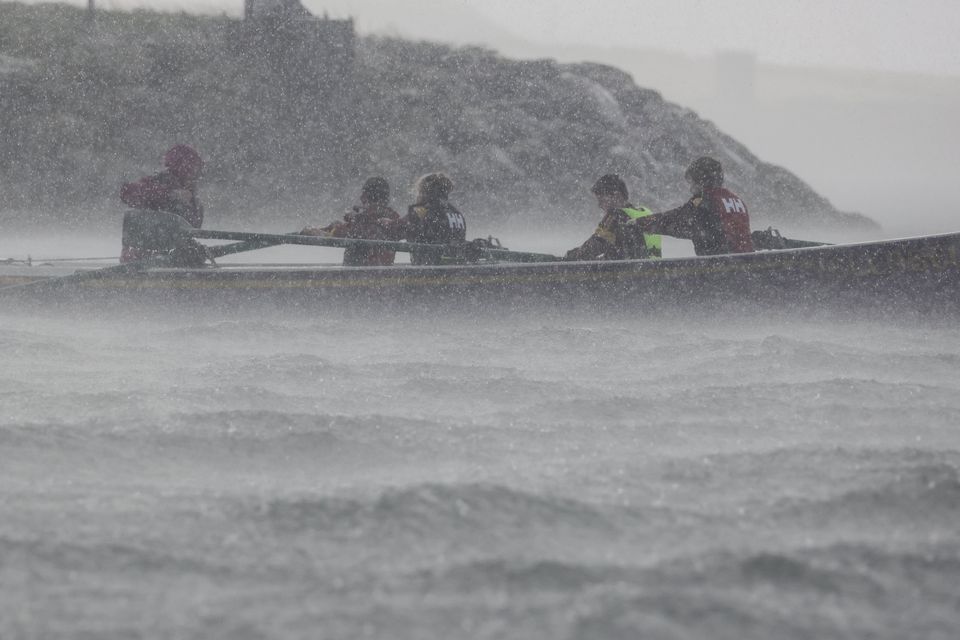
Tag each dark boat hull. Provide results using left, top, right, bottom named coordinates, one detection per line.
left=3, top=232, right=960, bottom=313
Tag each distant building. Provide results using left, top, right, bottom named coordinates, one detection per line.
left=234, top=0, right=355, bottom=99
left=245, top=0, right=311, bottom=20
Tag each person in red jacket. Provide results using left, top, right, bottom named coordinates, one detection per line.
left=630, top=157, right=754, bottom=256
left=119, top=144, right=205, bottom=263
left=300, top=177, right=402, bottom=266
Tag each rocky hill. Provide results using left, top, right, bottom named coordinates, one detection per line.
left=0, top=2, right=874, bottom=231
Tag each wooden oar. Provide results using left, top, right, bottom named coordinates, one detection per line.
left=0, top=225, right=561, bottom=296
left=205, top=237, right=282, bottom=260
left=752, top=228, right=831, bottom=250
left=124, top=211, right=561, bottom=262
left=190, top=229, right=562, bottom=263
left=0, top=227, right=282, bottom=296
left=0, top=252, right=178, bottom=295
left=482, top=247, right=561, bottom=263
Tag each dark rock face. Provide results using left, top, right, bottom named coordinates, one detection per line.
left=0, top=3, right=874, bottom=230
left=358, top=44, right=872, bottom=229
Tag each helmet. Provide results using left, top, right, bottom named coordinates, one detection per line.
left=163, top=144, right=203, bottom=181
left=685, top=157, right=724, bottom=187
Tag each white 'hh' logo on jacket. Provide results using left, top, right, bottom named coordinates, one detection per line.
left=721, top=197, right=747, bottom=214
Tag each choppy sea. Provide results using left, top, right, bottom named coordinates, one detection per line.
left=1, top=234, right=959, bottom=639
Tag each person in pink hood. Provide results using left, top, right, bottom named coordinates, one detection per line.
left=119, top=145, right=205, bottom=263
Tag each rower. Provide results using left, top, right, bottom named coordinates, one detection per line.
left=300, top=177, right=402, bottom=266
left=119, top=144, right=207, bottom=266
left=629, top=157, right=754, bottom=256
left=395, top=173, right=468, bottom=265
left=565, top=174, right=661, bottom=261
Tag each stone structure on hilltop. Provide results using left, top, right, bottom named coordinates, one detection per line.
left=235, top=0, right=355, bottom=99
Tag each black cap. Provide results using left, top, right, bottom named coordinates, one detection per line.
left=362, top=177, right=390, bottom=204
left=591, top=174, right=628, bottom=199
left=685, top=157, right=724, bottom=187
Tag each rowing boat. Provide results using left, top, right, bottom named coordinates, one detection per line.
left=3, top=230, right=959, bottom=313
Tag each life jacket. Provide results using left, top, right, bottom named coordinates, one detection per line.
left=584, top=206, right=657, bottom=261
left=700, top=187, right=753, bottom=253
left=404, top=200, right=467, bottom=265
left=622, top=206, right=662, bottom=258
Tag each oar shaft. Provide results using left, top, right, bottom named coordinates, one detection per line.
left=191, top=230, right=425, bottom=253
left=782, top=238, right=829, bottom=248
left=751, top=228, right=831, bottom=250
left=484, top=248, right=559, bottom=263
left=206, top=238, right=280, bottom=259
left=191, top=230, right=561, bottom=263
left=0, top=254, right=174, bottom=294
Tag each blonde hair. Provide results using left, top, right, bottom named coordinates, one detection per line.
left=414, top=172, right=454, bottom=203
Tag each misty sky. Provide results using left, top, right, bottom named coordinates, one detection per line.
left=22, top=0, right=960, bottom=77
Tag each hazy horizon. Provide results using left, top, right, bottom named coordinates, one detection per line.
left=19, top=0, right=960, bottom=78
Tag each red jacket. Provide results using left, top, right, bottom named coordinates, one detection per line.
left=120, top=171, right=203, bottom=228
left=637, top=187, right=753, bottom=256
left=322, top=203, right=402, bottom=266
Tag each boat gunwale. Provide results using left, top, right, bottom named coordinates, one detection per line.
left=2, top=231, right=959, bottom=301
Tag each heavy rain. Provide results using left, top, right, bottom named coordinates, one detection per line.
left=2, top=1, right=959, bottom=638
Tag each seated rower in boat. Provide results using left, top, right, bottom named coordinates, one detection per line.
left=629, top=157, right=754, bottom=256
left=565, top=174, right=660, bottom=261
left=395, top=172, right=468, bottom=265
left=119, top=144, right=207, bottom=266
left=300, top=177, right=402, bottom=266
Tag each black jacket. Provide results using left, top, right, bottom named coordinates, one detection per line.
left=401, top=199, right=467, bottom=265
